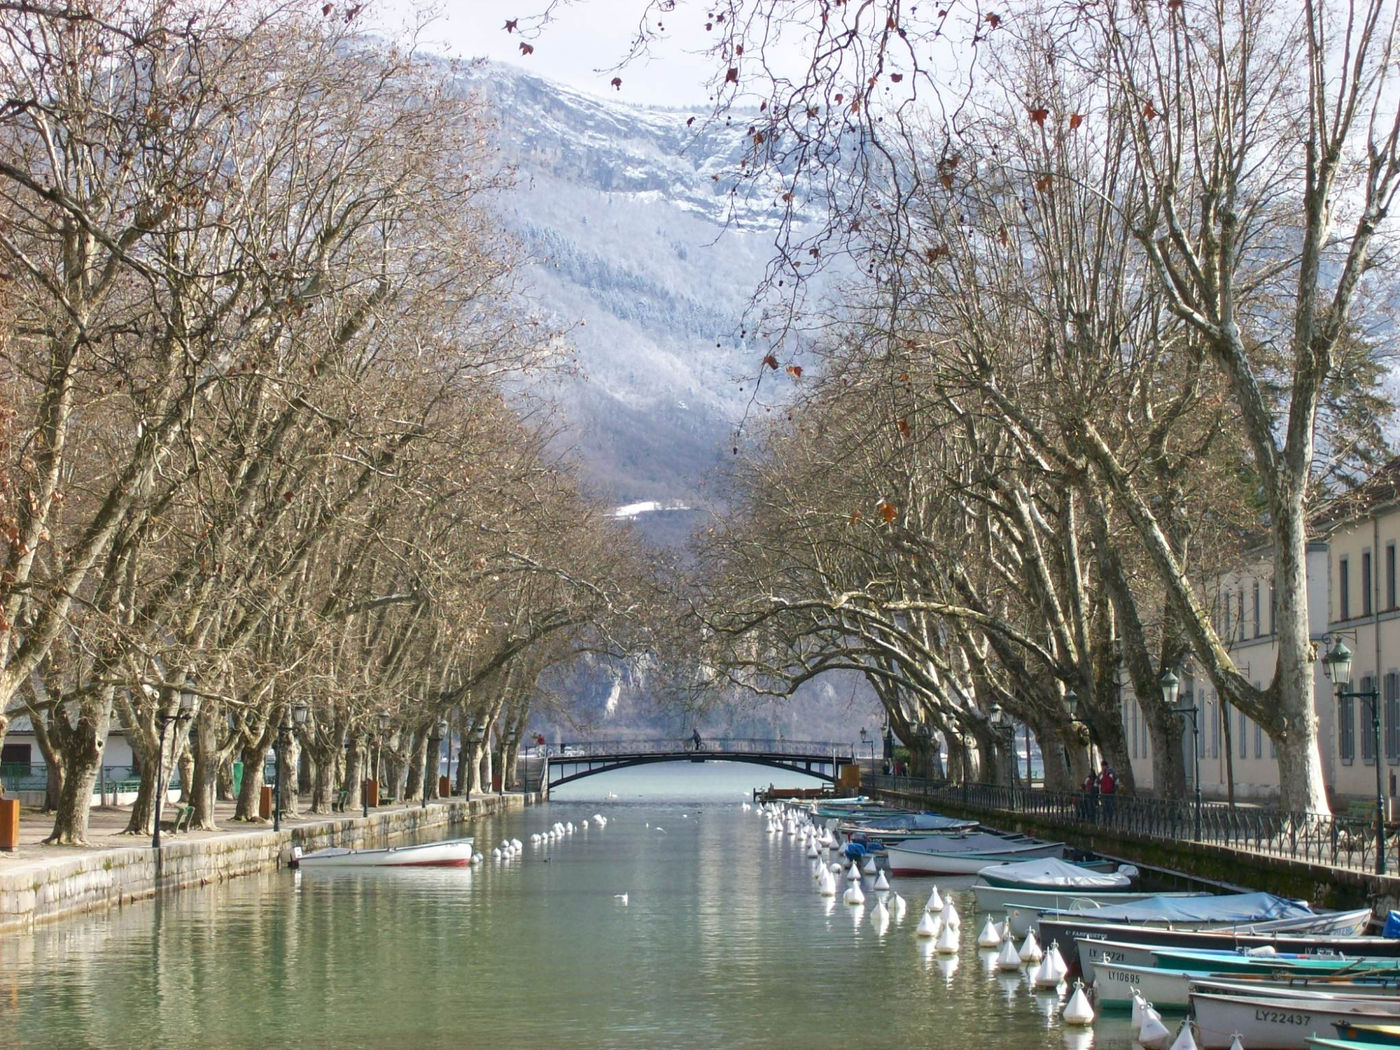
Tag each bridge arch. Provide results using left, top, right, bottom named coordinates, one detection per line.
left=540, top=739, right=854, bottom=794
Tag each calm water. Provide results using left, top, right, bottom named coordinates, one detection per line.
left=1, top=763, right=1140, bottom=1049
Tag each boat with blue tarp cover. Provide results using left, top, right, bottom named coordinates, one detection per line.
left=1037, top=889, right=1314, bottom=927
left=835, top=811, right=979, bottom=842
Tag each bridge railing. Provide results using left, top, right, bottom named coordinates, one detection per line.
left=546, top=739, right=853, bottom=759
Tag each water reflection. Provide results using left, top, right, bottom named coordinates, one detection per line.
left=936, top=953, right=960, bottom=984
left=5, top=794, right=1132, bottom=1050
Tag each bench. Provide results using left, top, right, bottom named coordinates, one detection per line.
left=1341, top=800, right=1381, bottom=823
left=333, top=788, right=350, bottom=812
left=379, top=796, right=396, bottom=806
left=161, top=804, right=196, bottom=833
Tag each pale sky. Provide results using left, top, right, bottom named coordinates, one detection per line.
left=369, top=0, right=722, bottom=106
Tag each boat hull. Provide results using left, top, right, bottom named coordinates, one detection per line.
left=974, top=886, right=1205, bottom=938
left=1040, top=912, right=1385, bottom=980
left=1192, top=991, right=1400, bottom=1050
left=295, top=837, right=475, bottom=869
left=884, top=834, right=1064, bottom=876
left=1091, top=961, right=1196, bottom=1010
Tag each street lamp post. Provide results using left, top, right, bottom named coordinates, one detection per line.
left=989, top=704, right=1017, bottom=788
left=151, top=688, right=197, bottom=850
left=361, top=731, right=372, bottom=819
left=859, top=727, right=871, bottom=773
left=439, top=717, right=451, bottom=799
left=1325, top=640, right=1387, bottom=876
left=1161, top=667, right=1201, bottom=842
left=274, top=702, right=310, bottom=833
left=376, top=712, right=391, bottom=804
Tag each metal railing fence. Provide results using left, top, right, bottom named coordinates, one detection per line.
left=865, top=774, right=1392, bottom=874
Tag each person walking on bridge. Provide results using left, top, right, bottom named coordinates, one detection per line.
left=692, top=728, right=703, bottom=751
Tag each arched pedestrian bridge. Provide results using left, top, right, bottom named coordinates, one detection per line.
left=540, top=738, right=855, bottom=793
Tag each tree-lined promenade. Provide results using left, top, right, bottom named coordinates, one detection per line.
left=7, top=0, right=1400, bottom=870
left=0, top=2, right=661, bottom=849
left=655, top=0, right=1400, bottom=816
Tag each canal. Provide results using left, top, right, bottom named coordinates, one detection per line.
left=2, top=763, right=1142, bottom=1049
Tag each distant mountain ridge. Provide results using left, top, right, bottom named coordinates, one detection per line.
left=465, top=65, right=793, bottom=512
left=459, top=65, right=882, bottom=739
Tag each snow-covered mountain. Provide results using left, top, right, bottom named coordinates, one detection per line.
left=469, top=66, right=795, bottom=513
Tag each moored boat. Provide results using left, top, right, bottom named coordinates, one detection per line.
left=1089, top=959, right=1199, bottom=1011
left=836, top=811, right=979, bottom=843
left=1154, top=946, right=1400, bottom=978
left=1330, top=1021, right=1400, bottom=1045
left=293, top=836, right=476, bottom=869
left=976, top=856, right=1135, bottom=890
left=1093, top=965, right=1400, bottom=1013
left=1192, top=989, right=1400, bottom=1050
left=884, top=831, right=1064, bottom=876
left=1045, top=908, right=1384, bottom=980
left=976, top=886, right=1211, bottom=939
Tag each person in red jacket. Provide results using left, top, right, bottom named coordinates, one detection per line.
left=1099, top=763, right=1117, bottom=821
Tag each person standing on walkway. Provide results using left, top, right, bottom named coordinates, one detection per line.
left=1099, top=763, right=1117, bottom=822
left=1080, top=771, right=1099, bottom=821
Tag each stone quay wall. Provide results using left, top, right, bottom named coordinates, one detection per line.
left=0, top=794, right=524, bottom=935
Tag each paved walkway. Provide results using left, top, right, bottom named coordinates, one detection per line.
left=0, top=795, right=497, bottom=873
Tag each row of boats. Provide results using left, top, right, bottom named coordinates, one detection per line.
left=784, top=796, right=1400, bottom=1049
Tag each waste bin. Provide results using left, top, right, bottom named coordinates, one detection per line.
left=439, top=776, right=450, bottom=796
left=364, top=778, right=379, bottom=807
left=0, top=798, right=18, bottom=851
left=259, top=785, right=273, bottom=819
left=232, top=760, right=244, bottom=798
left=491, top=775, right=502, bottom=792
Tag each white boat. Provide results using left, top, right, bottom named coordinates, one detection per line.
left=1094, top=963, right=1400, bottom=1013
left=1091, top=960, right=1199, bottom=1010
left=293, top=837, right=475, bottom=869
left=884, top=832, right=1064, bottom=876
left=977, top=856, right=1136, bottom=890
left=1191, top=989, right=1400, bottom=1050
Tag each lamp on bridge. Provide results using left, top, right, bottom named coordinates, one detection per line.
left=1324, top=639, right=1388, bottom=876
left=152, top=685, right=197, bottom=850
left=859, top=727, right=874, bottom=771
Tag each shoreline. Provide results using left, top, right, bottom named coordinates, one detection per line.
left=0, top=793, right=528, bottom=935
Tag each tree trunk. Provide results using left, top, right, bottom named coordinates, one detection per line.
left=308, top=740, right=335, bottom=813
left=216, top=756, right=234, bottom=802
left=1144, top=703, right=1189, bottom=802
left=405, top=726, right=426, bottom=802
left=190, top=727, right=221, bottom=830
left=277, top=737, right=301, bottom=818
left=43, top=703, right=110, bottom=845
left=1273, top=498, right=1330, bottom=813
left=234, top=741, right=268, bottom=821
